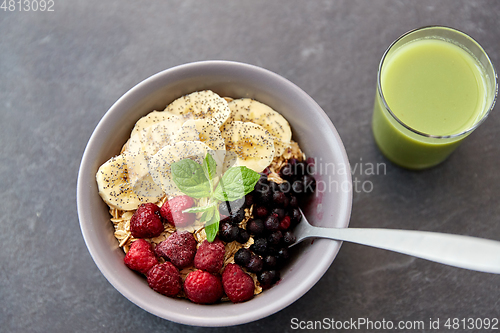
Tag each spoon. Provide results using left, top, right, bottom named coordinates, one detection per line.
left=291, top=209, right=500, bottom=274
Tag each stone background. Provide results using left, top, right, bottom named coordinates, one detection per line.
left=1, top=1, right=499, bottom=332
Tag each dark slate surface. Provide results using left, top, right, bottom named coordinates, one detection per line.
left=1, top=1, right=499, bottom=332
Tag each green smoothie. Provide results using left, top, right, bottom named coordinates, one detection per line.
left=373, top=35, right=490, bottom=169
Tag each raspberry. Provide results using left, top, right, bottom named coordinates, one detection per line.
left=155, top=231, right=196, bottom=268
left=184, top=270, right=223, bottom=304
left=124, top=239, right=158, bottom=275
left=130, top=203, right=164, bottom=238
left=279, top=216, right=291, bottom=230
left=222, top=263, right=254, bottom=303
left=194, top=238, right=225, bottom=273
left=147, top=262, right=181, bottom=297
left=160, top=195, right=195, bottom=227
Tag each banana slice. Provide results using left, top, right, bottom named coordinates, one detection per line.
left=96, top=155, right=159, bottom=211
left=149, top=141, right=216, bottom=196
left=140, top=116, right=186, bottom=158
left=227, top=98, right=292, bottom=156
left=130, top=111, right=180, bottom=138
left=123, top=113, right=185, bottom=197
left=171, top=119, right=227, bottom=175
left=128, top=112, right=185, bottom=158
left=222, top=150, right=238, bottom=173
left=220, top=121, right=275, bottom=172
left=165, top=90, right=231, bottom=128
left=171, top=118, right=226, bottom=151
left=123, top=133, right=161, bottom=197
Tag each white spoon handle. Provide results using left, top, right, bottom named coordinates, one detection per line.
left=299, top=226, right=500, bottom=274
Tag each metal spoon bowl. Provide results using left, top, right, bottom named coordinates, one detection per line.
left=291, top=209, right=500, bottom=274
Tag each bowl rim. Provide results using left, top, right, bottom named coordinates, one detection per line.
left=77, top=60, right=352, bottom=326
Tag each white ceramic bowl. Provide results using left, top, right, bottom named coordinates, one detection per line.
left=77, top=60, right=352, bottom=326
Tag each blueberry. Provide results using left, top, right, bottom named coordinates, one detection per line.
left=246, top=219, right=264, bottom=235
left=266, top=245, right=279, bottom=256
left=282, top=196, right=290, bottom=209
left=271, top=208, right=285, bottom=220
left=272, top=191, right=286, bottom=207
left=234, top=248, right=252, bottom=266
left=270, top=181, right=280, bottom=193
left=279, top=181, right=291, bottom=194
left=283, top=230, right=296, bottom=245
left=291, top=208, right=302, bottom=225
left=244, top=193, right=254, bottom=207
left=268, top=231, right=283, bottom=245
left=255, top=206, right=268, bottom=218
left=291, top=180, right=304, bottom=195
left=220, top=214, right=232, bottom=224
left=277, top=247, right=290, bottom=264
left=246, top=255, right=264, bottom=273
left=264, top=214, right=280, bottom=231
left=231, top=208, right=246, bottom=225
left=303, top=175, right=316, bottom=194
left=219, top=223, right=238, bottom=242
left=264, top=255, right=277, bottom=269
left=251, top=237, right=268, bottom=255
left=258, top=271, right=275, bottom=286
left=279, top=163, right=293, bottom=179
left=294, top=162, right=306, bottom=176
left=236, top=228, right=250, bottom=244
left=255, top=177, right=269, bottom=193
left=257, top=188, right=272, bottom=206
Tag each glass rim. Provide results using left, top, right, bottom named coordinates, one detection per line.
left=377, top=25, right=498, bottom=139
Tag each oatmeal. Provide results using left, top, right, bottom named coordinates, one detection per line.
left=96, top=90, right=316, bottom=303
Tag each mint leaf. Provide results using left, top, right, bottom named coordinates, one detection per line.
left=183, top=202, right=217, bottom=214
left=171, top=159, right=211, bottom=198
left=200, top=206, right=215, bottom=223
left=213, top=166, right=260, bottom=201
left=204, top=208, right=220, bottom=243
left=200, top=210, right=209, bottom=223
left=203, top=153, right=217, bottom=181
